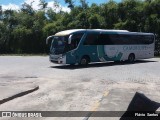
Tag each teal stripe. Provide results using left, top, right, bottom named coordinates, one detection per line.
left=97, top=45, right=123, bottom=61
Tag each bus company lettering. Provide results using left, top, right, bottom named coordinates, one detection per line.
left=123, top=46, right=148, bottom=51
left=12, top=112, right=42, bottom=118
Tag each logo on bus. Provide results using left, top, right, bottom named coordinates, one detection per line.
left=123, top=46, right=148, bottom=51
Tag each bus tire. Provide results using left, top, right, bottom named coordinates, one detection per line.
left=80, top=56, right=90, bottom=66
left=128, top=53, right=135, bottom=63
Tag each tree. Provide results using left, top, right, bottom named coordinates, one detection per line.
left=65, top=0, right=74, bottom=10
left=0, top=5, right=2, bottom=20
left=39, top=0, right=48, bottom=10
left=21, top=2, right=34, bottom=15
left=101, top=0, right=118, bottom=29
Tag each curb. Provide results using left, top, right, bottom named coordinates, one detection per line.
left=0, top=86, right=39, bottom=105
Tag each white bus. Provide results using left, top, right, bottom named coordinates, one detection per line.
left=46, top=29, right=155, bottom=65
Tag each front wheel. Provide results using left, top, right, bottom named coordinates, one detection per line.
left=128, top=54, right=135, bottom=63
left=79, top=56, right=89, bottom=66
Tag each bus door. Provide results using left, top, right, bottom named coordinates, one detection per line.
left=68, top=33, right=85, bottom=63
left=81, top=33, right=100, bottom=62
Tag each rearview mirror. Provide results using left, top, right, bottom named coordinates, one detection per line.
left=68, top=34, right=73, bottom=44
left=46, top=35, right=54, bottom=44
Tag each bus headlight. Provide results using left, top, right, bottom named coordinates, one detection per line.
left=59, top=56, right=64, bottom=59
left=58, top=55, right=66, bottom=64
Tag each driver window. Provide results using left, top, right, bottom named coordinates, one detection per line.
left=71, top=33, right=84, bottom=49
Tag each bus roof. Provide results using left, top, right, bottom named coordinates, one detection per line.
left=54, top=29, right=154, bottom=36
left=55, top=29, right=86, bottom=36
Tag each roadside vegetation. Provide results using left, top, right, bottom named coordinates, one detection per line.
left=0, top=0, right=160, bottom=55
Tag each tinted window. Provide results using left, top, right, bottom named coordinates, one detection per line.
left=134, top=35, right=154, bottom=44
left=84, top=34, right=99, bottom=45
left=98, top=34, right=112, bottom=45
left=143, top=35, right=154, bottom=44
left=109, top=34, right=120, bottom=44
left=84, top=33, right=154, bottom=45
left=116, top=35, right=137, bottom=44
left=71, top=33, right=84, bottom=48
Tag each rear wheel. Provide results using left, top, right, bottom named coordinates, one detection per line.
left=128, top=54, right=135, bottom=63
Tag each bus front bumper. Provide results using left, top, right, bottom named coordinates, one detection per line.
left=50, top=54, right=66, bottom=64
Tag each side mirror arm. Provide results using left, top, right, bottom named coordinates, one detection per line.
left=68, top=34, right=73, bottom=44
left=46, top=35, right=54, bottom=44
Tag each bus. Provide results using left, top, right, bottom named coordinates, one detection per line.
left=46, top=29, right=155, bottom=65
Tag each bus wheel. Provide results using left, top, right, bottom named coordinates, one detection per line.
left=80, top=56, right=89, bottom=66
left=128, top=54, right=135, bottom=63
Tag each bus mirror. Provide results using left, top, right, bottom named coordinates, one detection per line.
left=46, top=35, right=54, bottom=44
left=68, top=34, right=73, bottom=44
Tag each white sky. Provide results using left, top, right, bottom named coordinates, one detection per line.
left=1, top=0, right=70, bottom=12
left=1, top=0, right=122, bottom=12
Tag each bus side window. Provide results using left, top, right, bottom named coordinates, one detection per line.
left=144, top=35, right=154, bottom=44
left=84, top=34, right=99, bottom=45
left=109, top=34, right=120, bottom=45
left=135, top=35, right=141, bottom=44
left=119, top=35, right=128, bottom=45
left=131, top=35, right=154, bottom=45
left=71, top=33, right=84, bottom=48
left=98, top=34, right=113, bottom=45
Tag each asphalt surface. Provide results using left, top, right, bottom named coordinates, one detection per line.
left=0, top=56, right=160, bottom=120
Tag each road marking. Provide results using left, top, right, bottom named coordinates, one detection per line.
left=91, top=100, right=101, bottom=111
left=103, top=91, right=109, bottom=97
left=91, top=91, right=109, bottom=111
left=83, top=91, right=109, bottom=120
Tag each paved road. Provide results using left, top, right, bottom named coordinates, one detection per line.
left=0, top=56, right=160, bottom=120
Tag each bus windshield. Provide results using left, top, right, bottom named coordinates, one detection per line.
left=50, top=36, right=69, bottom=55
left=50, top=33, right=84, bottom=55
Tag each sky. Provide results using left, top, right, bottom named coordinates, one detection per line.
left=0, top=0, right=121, bottom=12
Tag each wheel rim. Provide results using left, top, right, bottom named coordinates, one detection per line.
left=81, top=58, right=87, bottom=65
left=129, top=55, right=134, bottom=62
